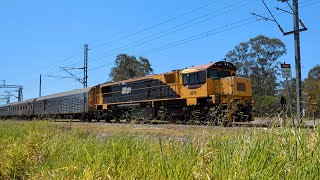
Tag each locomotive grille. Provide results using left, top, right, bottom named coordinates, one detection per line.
left=237, top=83, right=246, bottom=91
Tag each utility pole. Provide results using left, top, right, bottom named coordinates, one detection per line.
left=84, top=44, right=89, bottom=88
left=50, top=44, right=89, bottom=88
left=252, top=0, right=307, bottom=125
left=18, top=87, right=23, bottom=102
left=293, top=0, right=303, bottom=123
left=39, top=74, right=42, bottom=97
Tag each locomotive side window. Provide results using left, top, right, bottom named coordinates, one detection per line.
left=198, top=71, right=206, bottom=83
left=189, top=73, right=197, bottom=84
left=182, top=71, right=206, bottom=85
left=225, top=71, right=231, bottom=77
left=183, top=74, right=189, bottom=85
left=218, top=70, right=226, bottom=78
left=208, top=69, right=232, bottom=78
left=207, top=69, right=218, bottom=78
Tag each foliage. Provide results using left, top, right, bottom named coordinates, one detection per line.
left=279, top=78, right=297, bottom=100
left=225, top=35, right=287, bottom=96
left=308, top=65, right=320, bottom=80
left=303, top=64, right=320, bottom=117
left=1, top=121, right=320, bottom=179
left=109, top=54, right=153, bottom=82
left=278, top=78, right=297, bottom=116
left=254, top=95, right=281, bottom=117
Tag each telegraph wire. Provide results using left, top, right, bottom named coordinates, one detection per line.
left=15, top=0, right=319, bottom=100
left=89, top=0, right=256, bottom=62
left=13, top=1, right=219, bottom=81
left=68, top=0, right=256, bottom=68
left=142, top=1, right=319, bottom=56
left=76, top=18, right=257, bottom=74
left=19, top=0, right=318, bottom=83
left=10, top=0, right=318, bottom=82
left=52, top=1, right=237, bottom=70
left=72, top=0, right=318, bottom=74
left=90, top=1, right=219, bottom=50
left=141, top=19, right=257, bottom=55
left=75, top=0, right=316, bottom=66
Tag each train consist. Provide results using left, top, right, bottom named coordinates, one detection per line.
left=0, top=61, right=254, bottom=125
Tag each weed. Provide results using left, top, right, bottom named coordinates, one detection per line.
left=0, top=121, right=319, bottom=179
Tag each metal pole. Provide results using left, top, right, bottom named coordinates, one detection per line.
left=293, top=0, right=303, bottom=124
left=286, top=78, right=294, bottom=126
left=313, top=111, right=315, bottom=127
left=84, top=44, right=88, bottom=88
left=6, top=92, right=10, bottom=104
left=18, top=87, right=23, bottom=102
left=39, top=74, right=42, bottom=97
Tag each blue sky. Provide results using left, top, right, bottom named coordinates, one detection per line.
left=1, top=0, right=319, bottom=103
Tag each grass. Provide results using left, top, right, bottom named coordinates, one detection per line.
left=0, top=120, right=319, bottom=179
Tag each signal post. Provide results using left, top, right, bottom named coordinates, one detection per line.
left=281, top=63, right=294, bottom=126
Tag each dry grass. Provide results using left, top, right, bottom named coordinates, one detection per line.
left=0, top=120, right=319, bottom=179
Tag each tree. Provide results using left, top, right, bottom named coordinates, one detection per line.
left=303, top=64, right=320, bottom=118
left=279, top=78, right=297, bottom=105
left=110, top=54, right=153, bottom=82
left=254, top=95, right=281, bottom=117
left=225, top=35, right=287, bottom=96
left=307, top=64, right=320, bottom=80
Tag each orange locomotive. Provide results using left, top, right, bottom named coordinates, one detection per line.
left=0, top=61, right=254, bottom=125
left=95, top=61, right=254, bottom=124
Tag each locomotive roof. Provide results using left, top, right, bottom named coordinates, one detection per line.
left=35, top=87, right=93, bottom=101
left=182, top=61, right=237, bottom=74
left=99, top=61, right=237, bottom=87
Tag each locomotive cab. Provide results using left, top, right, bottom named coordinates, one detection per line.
left=181, top=61, right=254, bottom=122
left=181, top=61, right=237, bottom=99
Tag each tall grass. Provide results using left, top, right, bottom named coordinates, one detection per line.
left=0, top=121, right=319, bottom=179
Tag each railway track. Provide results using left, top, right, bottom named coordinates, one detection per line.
left=52, top=118, right=319, bottom=128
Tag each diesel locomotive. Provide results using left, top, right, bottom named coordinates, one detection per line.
left=0, top=61, right=254, bottom=125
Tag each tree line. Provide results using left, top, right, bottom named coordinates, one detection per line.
left=109, top=35, right=319, bottom=118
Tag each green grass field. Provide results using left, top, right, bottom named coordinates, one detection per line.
left=0, top=121, right=319, bottom=179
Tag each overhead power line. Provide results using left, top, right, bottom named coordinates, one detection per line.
left=90, top=1, right=219, bottom=50
left=254, top=0, right=311, bottom=124
left=88, top=0, right=256, bottom=63
left=78, top=0, right=317, bottom=74
left=18, top=0, right=319, bottom=99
